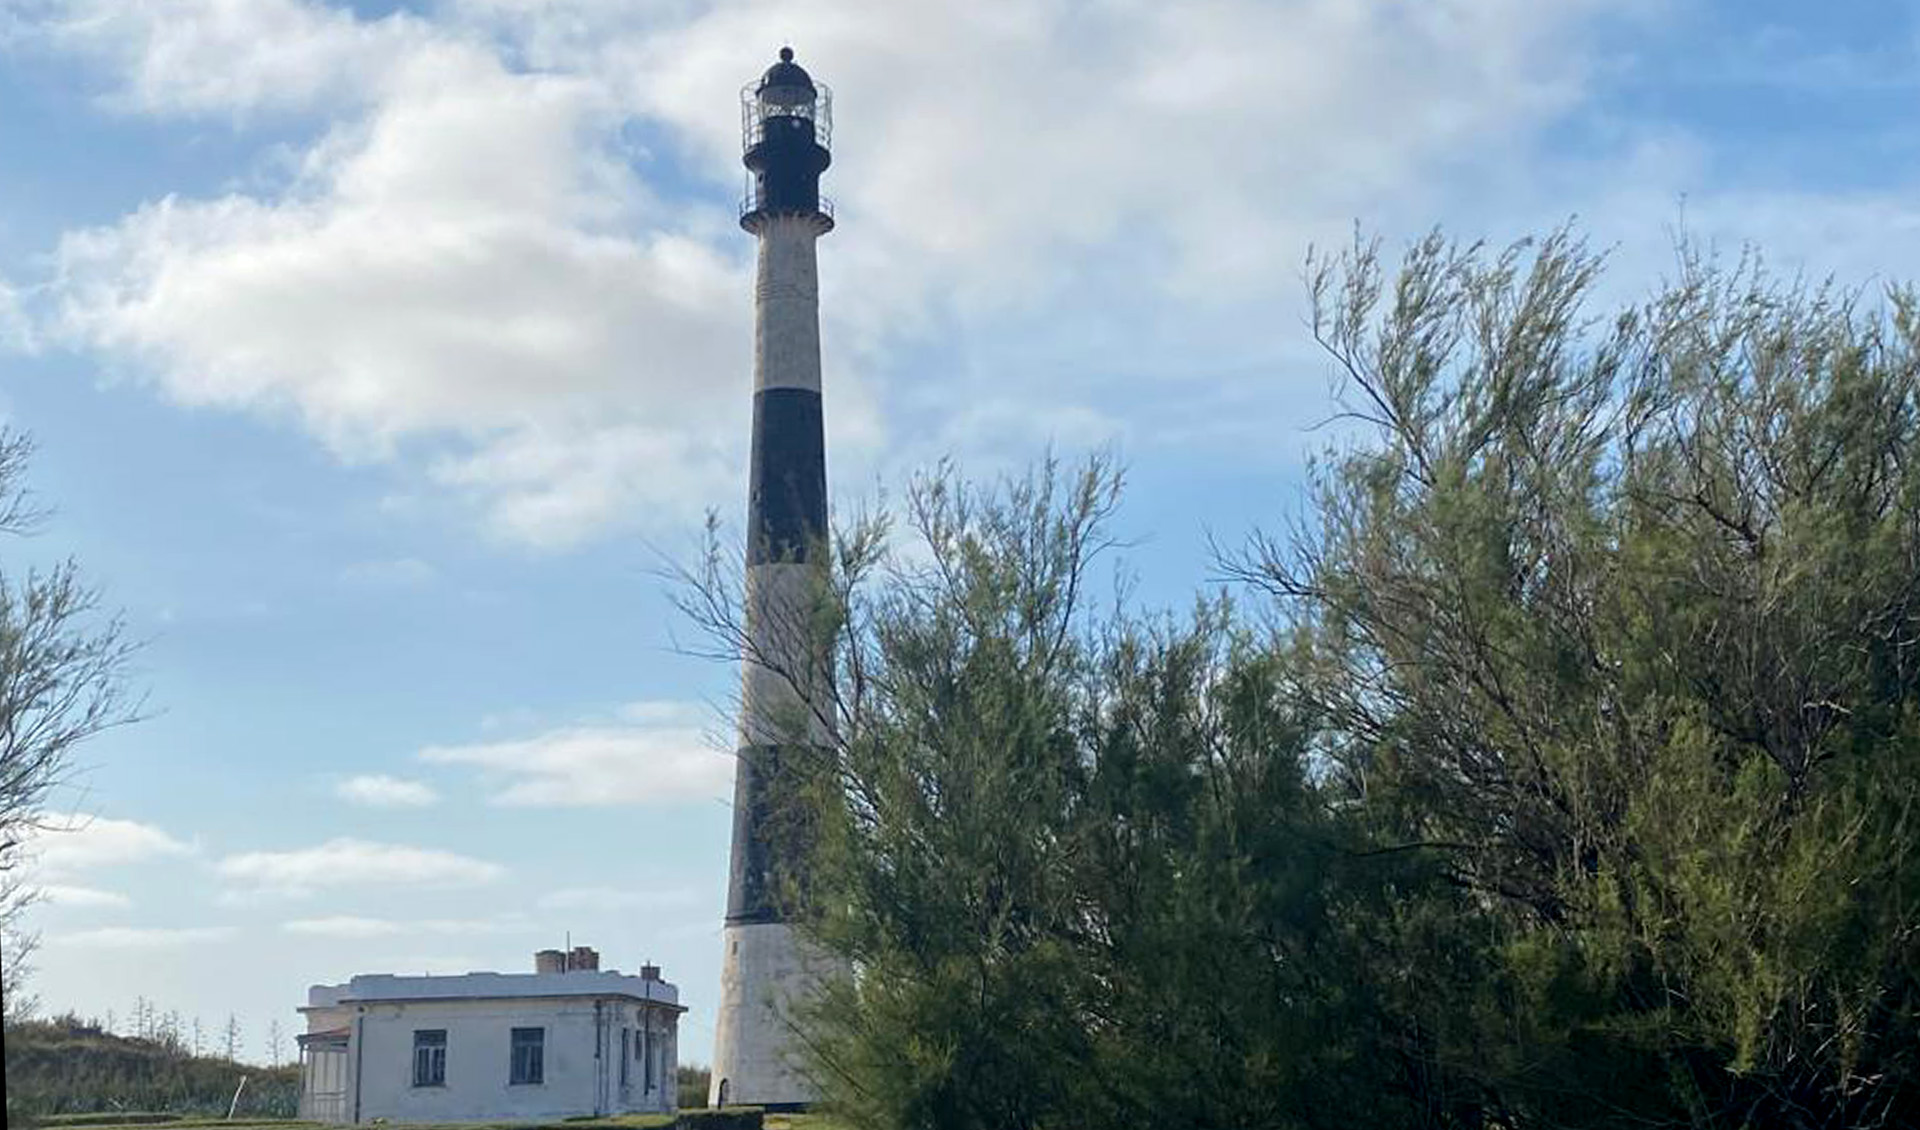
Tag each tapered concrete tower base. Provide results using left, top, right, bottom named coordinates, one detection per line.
left=709, top=921, right=830, bottom=1109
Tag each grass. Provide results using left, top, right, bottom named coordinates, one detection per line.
left=30, top=1112, right=683, bottom=1120
left=32, top=1121, right=317, bottom=1130
left=33, top=1109, right=847, bottom=1130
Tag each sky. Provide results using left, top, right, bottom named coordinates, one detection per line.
left=4, top=0, right=1920, bottom=1066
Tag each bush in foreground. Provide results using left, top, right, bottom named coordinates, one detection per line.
left=686, top=231, right=1920, bottom=1129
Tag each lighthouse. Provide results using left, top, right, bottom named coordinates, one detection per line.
left=709, top=47, right=836, bottom=1110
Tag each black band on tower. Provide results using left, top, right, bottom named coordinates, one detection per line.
left=747, top=387, right=828, bottom=565
left=724, top=742, right=826, bottom=923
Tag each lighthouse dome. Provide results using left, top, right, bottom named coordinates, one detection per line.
left=757, top=47, right=815, bottom=101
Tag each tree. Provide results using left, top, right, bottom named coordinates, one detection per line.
left=222, top=1014, right=241, bottom=1062
left=678, top=458, right=1478, bottom=1130
left=266, top=1018, right=283, bottom=1066
left=160, top=1009, right=184, bottom=1055
left=0, top=874, right=40, bottom=1022
left=0, top=428, right=142, bottom=1013
left=1229, top=229, right=1920, bottom=1126
left=679, top=231, right=1920, bottom=1129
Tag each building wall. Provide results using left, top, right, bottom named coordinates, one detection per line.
left=299, top=1044, right=350, bottom=1122
left=347, top=996, right=677, bottom=1123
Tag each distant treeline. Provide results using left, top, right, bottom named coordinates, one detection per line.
left=4, top=1016, right=300, bottom=1119
left=676, top=1064, right=711, bottom=1109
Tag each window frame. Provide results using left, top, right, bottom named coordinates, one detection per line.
left=411, top=1029, right=447, bottom=1088
left=509, top=1026, right=545, bottom=1086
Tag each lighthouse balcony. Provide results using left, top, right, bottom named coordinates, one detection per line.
left=739, top=192, right=834, bottom=233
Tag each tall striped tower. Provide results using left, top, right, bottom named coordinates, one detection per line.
left=709, top=47, right=835, bottom=1111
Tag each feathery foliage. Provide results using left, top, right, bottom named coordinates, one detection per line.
left=680, top=230, right=1920, bottom=1129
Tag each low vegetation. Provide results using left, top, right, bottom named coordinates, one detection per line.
left=16, top=1114, right=808, bottom=1130
left=675, top=1064, right=712, bottom=1108
left=4, top=1016, right=300, bottom=1121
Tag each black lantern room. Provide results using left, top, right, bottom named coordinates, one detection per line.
left=740, top=47, right=833, bottom=232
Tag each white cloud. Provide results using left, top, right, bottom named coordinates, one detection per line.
left=32, top=0, right=433, bottom=118
left=519, top=0, right=1624, bottom=307
left=58, top=926, right=234, bottom=948
left=216, top=838, right=505, bottom=896
left=18, top=0, right=1645, bottom=547
left=28, top=815, right=194, bottom=876
left=282, top=914, right=530, bottom=939
left=0, top=279, right=34, bottom=352
left=42, top=20, right=751, bottom=548
left=37, top=884, right=134, bottom=909
left=421, top=700, right=731, bottom=807
left=335, top=774, right=440, bottom=808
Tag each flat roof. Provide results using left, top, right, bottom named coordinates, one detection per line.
left=305, top=970, right=683, bottom=1010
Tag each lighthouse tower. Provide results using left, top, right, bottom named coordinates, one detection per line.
left=709, top=47, right=836, bottom=1110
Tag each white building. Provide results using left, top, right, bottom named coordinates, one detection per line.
left=297, top=946, right=684, bottom=1124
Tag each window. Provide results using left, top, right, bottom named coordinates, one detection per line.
left=509, top=1027, right=544, bottom=1085
left=642, top=1025, right=655, bottom=1091
left=412, top=1030, right=446, bottom=1087
left=620, top=1028, right=630, bottom=1087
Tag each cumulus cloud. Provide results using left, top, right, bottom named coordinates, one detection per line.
left=0, top=279, right=33, bottom=352
left=42, top=15, right=751, bottom=548
left=216, top=837, right=505, bottom=896
left=59, top=926, right=234, bottom=948
left=28, top=0, right=433, bottom=117
left=420, top=700, right=731, bottom=807
left=335, top=774, right=440, bottom=808
left=14, top=0, right=1648, bottom=547
left=636, top=1, right=1606, bottom=288
left=28, top=815, right=194, bottom=876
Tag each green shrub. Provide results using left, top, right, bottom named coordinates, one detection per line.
left=674, top=1064, right=711, bottom=1109
left=674, top=1108, right=764, bottom=1130
left=2, top=1021, right=299, bottom=1117
left=39, top=1116, right=185, bottom=1127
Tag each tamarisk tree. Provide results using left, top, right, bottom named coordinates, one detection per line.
left=677, top=230, right=1920, bottom=1129
left=0, top=428, right=141, bottom=1019
left=1230, top=230, right=1920, bottom=1127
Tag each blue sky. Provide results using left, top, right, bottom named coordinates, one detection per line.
left=4, top=0, right=1920, bottom=1064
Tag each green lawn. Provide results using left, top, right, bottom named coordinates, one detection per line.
left=31, top=1110, right=851, bottom=1130
left=27, top=1115, right=868, bottom=1130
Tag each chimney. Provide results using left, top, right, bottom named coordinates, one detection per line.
left=640, top=963, right=661, bottom=982
left=535, top=949, right=566, bottom=974
left=568, top=945, right=600, bottom=972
